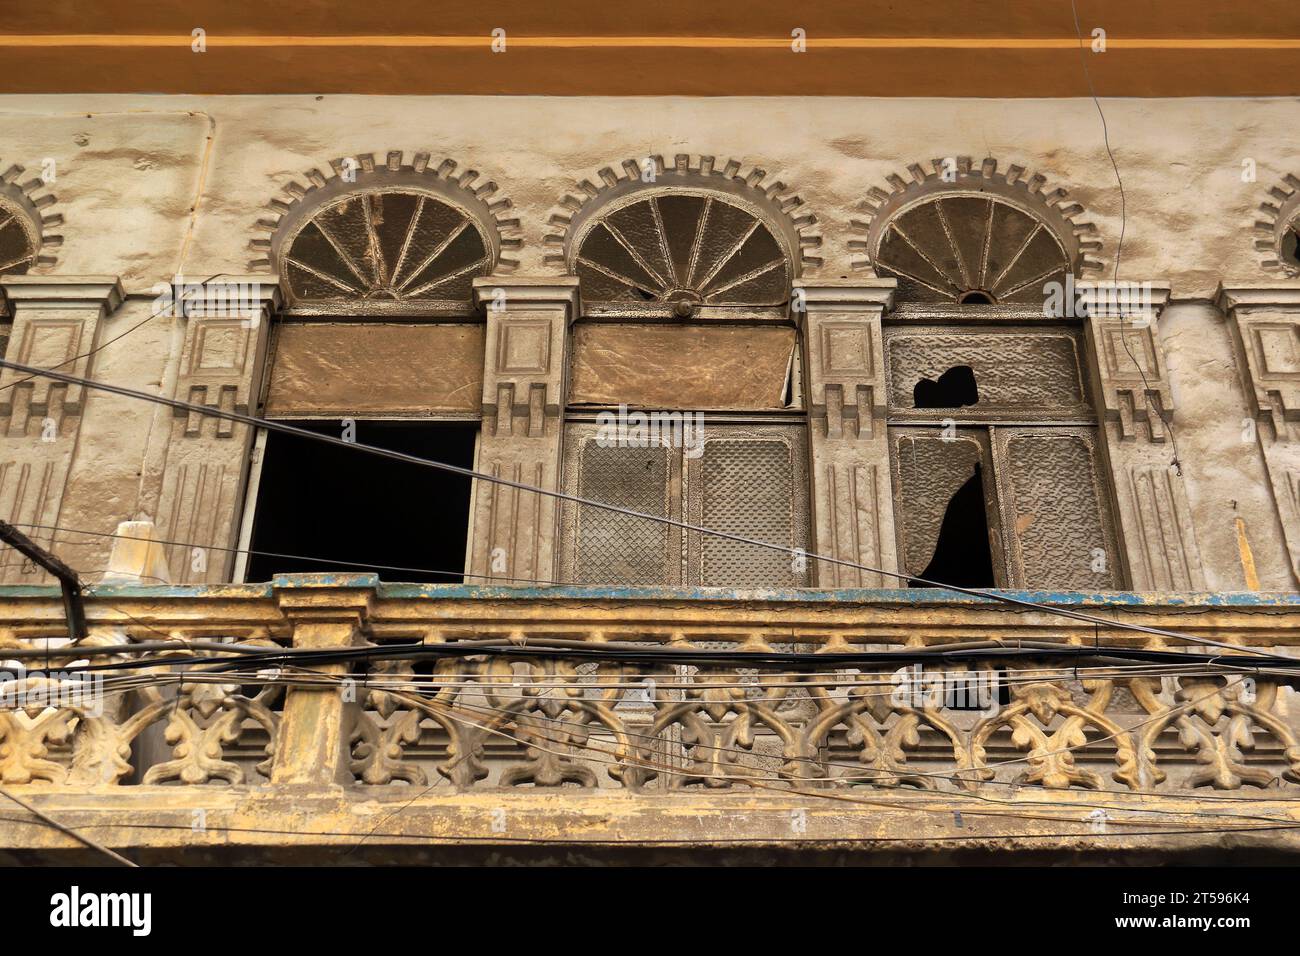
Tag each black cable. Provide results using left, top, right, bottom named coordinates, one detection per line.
left=0, top=273, right=230, bottom=396
left=36, top=637, right=1298, bottom=674
left=1068, top=0, right=1183, bottom=471
left=0, top=356, right=1281, bottom=660
left=10, top=520, right=564, bottom=586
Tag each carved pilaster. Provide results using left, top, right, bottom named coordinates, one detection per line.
left=1084, top=285, right=1205, bottom=590
left=0, top=276, right=123, bottom=583
left=795, top=280, right=897, bottom=587
left=1216, top=284, right=1300, bottom=583
left=154, top=277, right=281, bottom=583
left=468, top=277, right=578, bottom=583
left=271, top=574, right=372, bottom=786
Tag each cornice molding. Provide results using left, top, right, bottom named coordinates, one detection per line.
left=0, top=275, right=124, bottom=312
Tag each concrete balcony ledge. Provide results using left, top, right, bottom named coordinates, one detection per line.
left=0, top=575, right=1297, bottom=863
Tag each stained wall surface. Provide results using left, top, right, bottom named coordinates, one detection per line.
left=0, top=94, right=1295, bottom=590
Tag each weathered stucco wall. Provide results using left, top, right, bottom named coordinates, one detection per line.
left=1, top=94, right=1296, bottom=290
left=0, top=94, right=1296, bottom=590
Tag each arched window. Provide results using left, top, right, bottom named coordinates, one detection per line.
left=856, top=158, right=1100, bottom=305
left=0, top=167, right=61, bottom=357
left=859, top=159, right=1120, bottom=590
left=237, top=154, right=517, bottom=583
left=573, top=192, right=791, bottom=308
left=278, top=190, right=492, bottom=305
left=551, top=155, right=820, bottom=588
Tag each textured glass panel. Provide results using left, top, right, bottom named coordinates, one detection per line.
left=890, top=202, right=963, bottom=288
left=690, top=200, right=760, bottom=289
left=389, top=197, right=470, bottom=289
left=996, top=429, right=1117, bottom=590
left=942, top=196, right=993, bottom=289
left=874, top=195, right=1071, bottom=304
left=892, top=432, right=985, bottom=574
left=282, top=190, right=489, bottom=303
left=577, top=193, right=790, bottom=306
left=875, top=226, right=956, bottom=299
left=402, top=226, right=487, bottom=297
left=996, top=227, right=1069, bottom=299
left=885, top=326, right=1091, bottom=419
left=985, top=201, right=1042, bottom=290
left=699, top=439, right=796, bottom=587
left=656, top=194, right=707, bottom=285
left=578, top=223, right=662, bottom=296
left=704, top=227, right=787, bottom=303
left=0, top=199, right=36, bottom=274
left=575, top=441, right=671, bottom=585
left=605, top=203, right=672, bottom=287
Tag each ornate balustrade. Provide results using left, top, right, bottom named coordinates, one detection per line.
left=0, top=575, right=1298, bottom=861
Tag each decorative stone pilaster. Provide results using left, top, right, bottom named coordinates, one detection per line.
left=1084, top=284, right=1206, bottom=590
left=1216, top=284, right=1300, bottom=584
left=467, top=277, right=578, bottom=584
left=153, top=276, right=282, bottom=583
left=0, top=276, right=124, bottom=583
left=270, top=574, right=374, bottom=786
left=795, top=280, right=897, bottom=587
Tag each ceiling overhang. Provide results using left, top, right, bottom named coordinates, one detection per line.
left=1, top=2, right=1298, bottom=96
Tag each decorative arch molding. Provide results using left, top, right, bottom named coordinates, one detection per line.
left=544, top=154, right=822, bottom=310
left=0, top=158, right=64, bottom=274
left=1254, top=173, right=1300, bottom=276
left=248, top=151, right=521, bottom=307
left=849, top=157, right=1103, bottom=304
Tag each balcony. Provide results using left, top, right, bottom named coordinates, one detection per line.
left=0, top=574, right=1298, bottom=864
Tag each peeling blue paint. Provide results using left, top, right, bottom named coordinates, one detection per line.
left=2, top=576, right=1297, bottom=610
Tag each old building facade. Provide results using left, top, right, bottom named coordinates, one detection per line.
left=1, top=8, right=1299, bottom=864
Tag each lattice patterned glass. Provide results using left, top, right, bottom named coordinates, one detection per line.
left=874, top=194, right=1070, bottom=304
left=574, top=440, right=672, bottom=585
left=575, top=193, right=789, bottom=306
left=994, top=427, right=1117, bottom=590
left=697, top=438, right=800, bottom=587
left=281, top=190, right=490, bottom=302
left=891, top=431, right=987, bottom=575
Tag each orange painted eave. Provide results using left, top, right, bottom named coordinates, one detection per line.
left=0, top=35, right=1298, bottom=96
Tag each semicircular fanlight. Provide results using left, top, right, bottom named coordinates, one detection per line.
left=0, top=195, right=40, bottom=275
left=281, top=190, right=491, bottom=303
left=575, top=193, right=790, bottom=307
left=874, top=195, right=1071, bottom=304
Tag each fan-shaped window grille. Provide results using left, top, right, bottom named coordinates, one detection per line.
left=280, top=190, right=491, bottom=304
left=0, top=196, right=39, bottom=275
left=574, top=193, right=790, bottom=307
left=874, top=195, right=1071, bottom=305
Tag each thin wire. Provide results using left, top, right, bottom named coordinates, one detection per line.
left=86, top=665, right=1296, bottom=822
left=0, top=274, right=230, bottom=396
left=368, top=679, right=1300, bottom=831
left=0, top=355, right=1281, bottom=661
left=1068, top=0, right=1183, bottom=471
left=3, top=815, right=1294, bottom=848
left=0, top=785, right=138, bottom=866
left=10, top=520, right=564, bottom=586
left=44, top=661, right=1285, bottom=707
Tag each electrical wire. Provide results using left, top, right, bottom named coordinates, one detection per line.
left=0, top=357, right=1283, bottom=661
left=0, top=274, right=232, bottom=396
left=3, top=814, right=1295, bottom=848
left=1068, top=0, right=1183, bottom=470
left=7, top=520, right=564, bottom=587
left=36, top=662, right=1295, bottom=819
left=0, top=785, right=137, bottom=867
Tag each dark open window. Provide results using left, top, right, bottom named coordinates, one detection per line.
left=245, top=420, right=475, bottom=584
